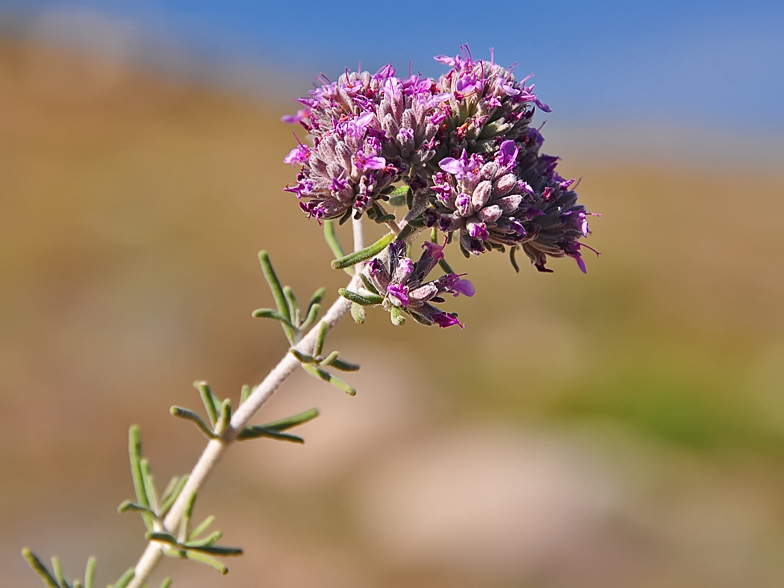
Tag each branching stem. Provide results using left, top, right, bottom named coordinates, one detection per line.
left=126, top=219, right=368, bottom=588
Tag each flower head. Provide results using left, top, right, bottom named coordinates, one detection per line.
left=511, top=130, right=595, bottom=272
left=364, top=241, right=474, bottom=328
left=432, top=45, right=549, bottom=160
left=284, top=65, right=447, bottom=221
left=283, top=46, right=597, bottom=279
left=425, top=140, right=535, bottom=255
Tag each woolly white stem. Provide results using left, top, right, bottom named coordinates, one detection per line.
left=352, top=215, right=365, bottom=250
left=126, top=220, right=366, bottom=588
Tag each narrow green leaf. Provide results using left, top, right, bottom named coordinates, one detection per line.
left=299, top=302, right=321, bottom=333
left=187, top=545, right=243, bottom=557
left=289, top=348, right=315, bottom=364
left=438, top=258, right=454, bottom=274
left=158, top=578, right=172, bottom=588
left=338, top=288, right=384, bottom=306
left=162, top=546, right=183, bottom=558
left=258, top=251, right=297, bottom=341
left=358, top=272, right=379, bottom=295
left=369, top=201, right=396, bottom=224
left=305, top=287, right=326, bottom=319
left=184, top=531, right=222, bottom=548
left=396, top=223, right=417, bottom=244
left=251, top=308, right=298, bottom=331
left=331, top=232, right=394, bottom=270
left=170, top=406, right=217, bottom=439
left=21, top=548, right=60, bottom=588
left=128, top=427, right=150, bottom=510
left=182, top=550, right=228, bottom=575
left=179, top=491, right=197, bottom=542
left=282, top=286, right=299, bottom=325
left=323, top=219, right=352, bottom=275
left=194, top=381, right=219, bottom=428
left=159, top=477, right=179, bottom=508
left=112, top=568, right=135, bottom=588
left=52, top=556, right=71, bottom=588
left=339, top=206, right=353, bottom=225
left=160, top=475, right=189, bottom=516
left=236, top=427, right=305, bottom=443
left=84, top=557, right=96, bottom=588
left=117, top=501, right=158, bottom=518
left=390, top=306, right=406, bottom=326
left=140, top=458, right=159, bottom=514
left=257, top=251, right=290, bottom=321
left=327, top=357, right=361, bottom=372
left=215, top=399, right=232, bottom=436
left=240, top=385, right=251, bottom=405
left=350, top=302, right=366, bottom=324
left=146, top=531, right=180, bottom=545
left=319, top=350, right=340, bottom=366
left=509, top=246, right=520, bottom=273
left=258, top=408, right=319, bottom=431
left=188, top=515, right=215, bottom=542
left=314, top=321, right=328, bottom=358
left=300, top=363, right=356, bottom=396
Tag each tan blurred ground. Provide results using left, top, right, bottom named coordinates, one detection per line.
left=2, top=39, right=784, bottom=588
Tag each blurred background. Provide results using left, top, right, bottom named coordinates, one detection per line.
left=2, top=1, right=784, bottom=587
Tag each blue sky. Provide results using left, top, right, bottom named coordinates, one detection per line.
left=3, top=0, right=783, bottom=133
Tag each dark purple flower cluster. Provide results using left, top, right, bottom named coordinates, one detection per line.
left=283, top=66, right=447, bottom=222
left=283, top=46, right=597, bottom=326
left=364, top=241, right=475, bottom=328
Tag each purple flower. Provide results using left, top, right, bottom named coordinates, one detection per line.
left=432, top=45, right=549, bottom=160
left=282, top=46, right=596, bottom=277
left=363, top=241, right=473, bottom=328
left=283, top=63, right=448, bottom=221
left=427, top=147, right=534, bottom=255
left=513, top=140, right=597, bottom=273
left=283, top=143, right=311, bottom=165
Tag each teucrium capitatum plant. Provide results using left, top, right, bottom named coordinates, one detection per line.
left=24, top=45, right=596, bottom=588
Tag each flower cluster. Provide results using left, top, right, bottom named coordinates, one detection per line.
left=364, top=241, right=475, bottom=328
left=283, top=46, right=597, bottom=327
left=283, top=66, right=446, bottom=222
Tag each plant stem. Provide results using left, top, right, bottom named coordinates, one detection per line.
left=126, top=220, right=367, bottom=588
left=352, top=215, right=365, bottom=250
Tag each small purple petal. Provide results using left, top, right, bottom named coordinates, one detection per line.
left=434, top=55, right=456, bottom=66
left=442, top=274, right=475, bottom=297
left=421, top=241, right=445, bottom=260
left=432, top=311, right=463, bottom=329
left=283, top=144, right=310, bottom=165
left=438, top=157, right=462, bottom=175
left=456, top=193, right=472, bottom=217
left=454, top=278, right=475, bottom=297
left=575, top=254, right=587, bottom=274
left=355, top=152, right=387, bottom=171
left=497, top=140, right=519, bottom=170
left=467, top=222, right=488, bottom=240
left=281, top=109, right=308, bottom=124
left=535, top=98, right=552, bottom=113
left=386, top=283, right=410, bottom=306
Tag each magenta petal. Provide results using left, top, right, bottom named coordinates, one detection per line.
left=432, top=312, right=463, bottom=329
left=386, top=284, right=410, bottom=306
left=422, top=241, right=445, bottom=260
left=439, top=157, right=461, bottom=175
left=454, top=278, right=475, bottom=297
